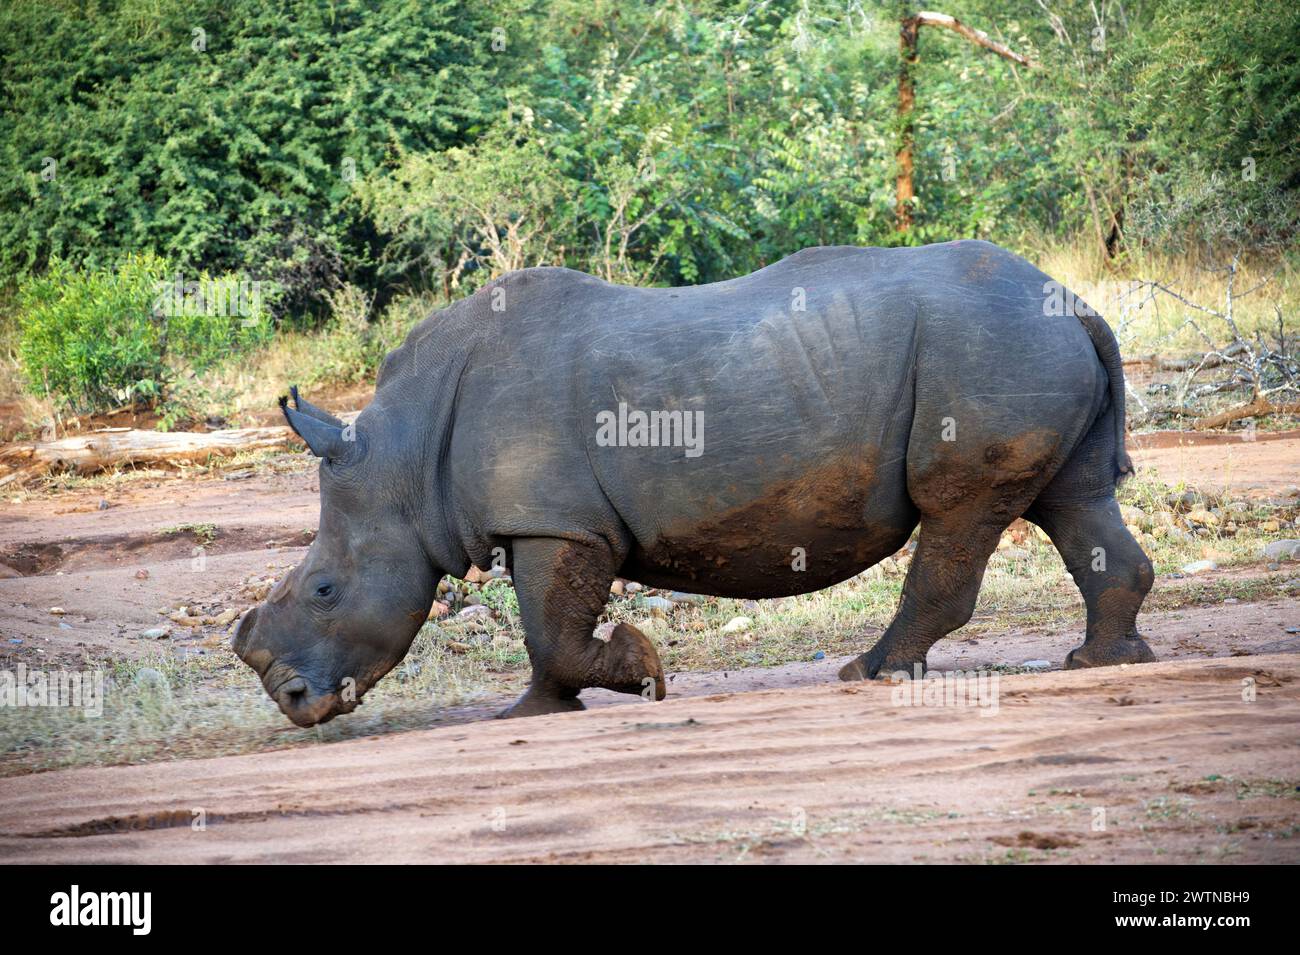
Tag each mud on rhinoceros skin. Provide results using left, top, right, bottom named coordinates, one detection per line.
left=232, top=239, right=1156, bottom=725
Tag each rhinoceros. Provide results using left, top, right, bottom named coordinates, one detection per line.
left=233, top=240, right=1155, bottom=726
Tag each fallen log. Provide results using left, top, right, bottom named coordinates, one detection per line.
left=1191, top=396, right=1300, bottom=431
left=0, top=422, right=329, bottom=487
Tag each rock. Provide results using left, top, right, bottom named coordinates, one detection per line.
left=98, top=499, right=110, bottom=510
left=667, top=591, right=706, bottom=605
left=1180, top=559, right=1217, bottom=575
left=463, top=593, right=482, bottom=606
left=1166, top=489, right=1200, bottom=511
left=134, top=568, right=150, bottom=580
left=464, top=565, right=489, bottom=584
left=1185, top=508, right=1219, bottom=527
left=436, top=578, right=453, bottom=596
left=1262, top=539, right=1300, bottom=562
left=1260, top=519, right=1281, bottom=533
left=1224, top=501, right=1249, bottom=513
left=1119, top=503, right=1146, bottom=525
left=141, top=627, right=170, bottom=639
left=213, top=608, right=239, bottom=626
left=455, top=604, right=492, bottom=621
left=609, top=580, right=625, bottom=597
left=1000, top=547, right=1031, bottom=562
left=134, top=668, right=168, bottom=689
left=812, top=650, right=826, bottom=660
left=1267, top=562, right=1282, bottom=571
left=48, top=607, right=66, bottom=615
left=427, top=600, right=450, bottom=619
left=721, top=615, right=753, bottom=634
left=640, top=595, right=676, bottom=613
left=1022, top=660, right=1052, bottom=669
left=625, top=581, right=643, bottom=593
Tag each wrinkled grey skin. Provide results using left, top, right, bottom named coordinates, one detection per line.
left=234, top=240, right=1155, bottom=726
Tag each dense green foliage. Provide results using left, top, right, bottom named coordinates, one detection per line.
left=2, top=0, right=1296, bottom=413
left=0, top=0, right=497, bottom=310
left=17, top=254, right=271, bottom=412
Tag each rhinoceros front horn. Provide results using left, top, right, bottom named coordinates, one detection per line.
left=290, top=384, right=345, bottom=428
left=279, top=394, right=356, bottom=461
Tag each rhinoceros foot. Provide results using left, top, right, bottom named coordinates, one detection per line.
left=1064, top=635, right=1157, bottom=669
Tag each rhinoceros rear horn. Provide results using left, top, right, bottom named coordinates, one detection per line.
left=280, top=395, right=357, bottom=462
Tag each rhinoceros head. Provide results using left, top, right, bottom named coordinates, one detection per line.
left=232, top=387, right=438, bottom=727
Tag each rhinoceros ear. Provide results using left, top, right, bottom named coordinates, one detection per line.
left=280, top=395, right=357, bottom=462
left=290, top=385, right=345, bottom=428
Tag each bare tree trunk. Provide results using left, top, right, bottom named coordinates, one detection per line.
left=895, top=16, right=919, bottom=232
left=895, top=10, right=1040, bottom=233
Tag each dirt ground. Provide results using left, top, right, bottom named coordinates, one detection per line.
left=0, top=434, right=1298, bottom=863
left=1, top=654, right=1296, bottom=863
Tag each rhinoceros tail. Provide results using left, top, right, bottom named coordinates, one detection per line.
left=1074, top=301, right=1134, bottom=482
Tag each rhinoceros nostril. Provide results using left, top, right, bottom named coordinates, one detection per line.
left=275, top=676, right=309, bottom=708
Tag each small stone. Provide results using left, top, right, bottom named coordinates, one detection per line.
left=625, top=581, right=643, bottom=593
left=640, top=595, right=676, bottom=614
left=1180, top=559, right=1217, bottom=575
left=134, top=667, right=168, bottom=688
left=48, top=607, right=66, bottom=615
left=1166, top=490, right=1200, bottom=511
left=134, top=568, right=150, bottom=580
left=142, top=627, right=170, bottom=639
left=667, top=591, right=706, bottom=605
left=455, top=604, right=492, bottom=621
left=812, top=650, right=826, bottom=660
left=1022, top=660, right=1052, bottom=669
left=1262, top=540, right=1300, bottom=562
left=609, top=580, right=625, bottom=597
left=721, top=616, right=753, bottom=634
left=1000, top=547, right=1031, bottom=562
left=427, top=600, right=450, bottom=619
left=98, top=499, right=110, bottom=510
left=213, top=608, right=239, bottom=626
left=1185, top=508, right=1219, bottom=527
left=1260, top=520, right=1281, bottom=533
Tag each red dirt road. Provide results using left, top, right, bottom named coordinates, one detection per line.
left=1, top=654, right=1296, bottom=863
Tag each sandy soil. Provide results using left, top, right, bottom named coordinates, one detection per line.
left=1, top=653, right=1296, bottom=863
left=0, top=433, right=1297, bottom=863
left=1130, top=431, right=1300, bottom=502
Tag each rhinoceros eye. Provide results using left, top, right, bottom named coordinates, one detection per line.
left=315, top=583, right=335, bottom=599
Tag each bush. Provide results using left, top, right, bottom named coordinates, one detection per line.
left=17, top=255, right=272, bottom=413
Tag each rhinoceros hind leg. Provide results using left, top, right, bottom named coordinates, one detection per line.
left=1026, top=497, right=1155, bottom=670
left=503, top=537, right=666, bottom=718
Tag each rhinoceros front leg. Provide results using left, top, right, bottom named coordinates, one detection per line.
left=499, top=536, right=667, bottom=719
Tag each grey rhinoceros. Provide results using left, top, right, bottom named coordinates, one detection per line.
left=234, top=240, right=1155, bottom=726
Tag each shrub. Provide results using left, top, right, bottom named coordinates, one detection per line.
left=17, top=255, right=272, bottom=413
